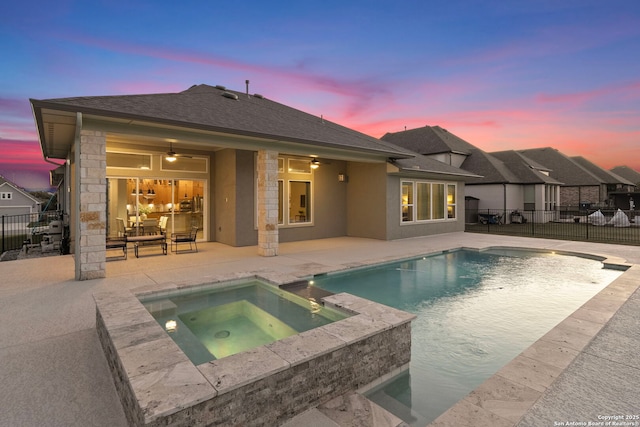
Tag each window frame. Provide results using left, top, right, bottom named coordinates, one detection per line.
left=400, top=180, right=457, bottom=224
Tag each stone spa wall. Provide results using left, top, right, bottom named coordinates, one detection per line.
left=95, top=289, right=415, bottom=426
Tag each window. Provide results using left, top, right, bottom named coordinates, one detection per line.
left=432, top=184, right=445, bottom=220
left=265, top=156, right=315, bottom=227
left=161, top=156, right=207, bottom=172
left=277, top=180, right=284, bottom=225
left=288, top=159, right=311, bottom=174
left=1, top=192, right=13, bottom=200
left=416, top=183, right=431, bottom=220
left=401, top=182, right=414, bottom=222
left=107, top=152, right=152, bottom=169
left=545, top=185, right=557, bottom=211
left=524, top=185, right=535, bottom=211
left=401, top=181, right=456, bottom=223
left=447, top=184, right=456, bottom=218
left=289, top=181, right=311, bottom=223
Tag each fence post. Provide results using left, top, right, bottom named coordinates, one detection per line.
left=586, top=210, right=589, bottom=241
left=531, top=210, right=535, bottom=236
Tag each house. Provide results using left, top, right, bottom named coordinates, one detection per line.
left=381, top=126, right=562, bottom=222
left=610, top=166, right=640, bottom=189
left=607, top=166, right=640, bottom=210
left=0, top=175, right=42, bottom=216
left=570, top=156, right=635, bottom=199
left=30, top=84, right=477, bottom=280
left=518, top=148, right=633, bottom=209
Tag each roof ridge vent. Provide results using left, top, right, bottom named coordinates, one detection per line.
left=253, top=93, right=264, bottom=99
left=215, top=85, right=227, bottom=90
left=222, top=91, right=239, bottom=100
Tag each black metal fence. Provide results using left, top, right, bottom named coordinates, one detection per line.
left=466, top=208, right=640, bottom=246
left=1, top=211, right=67, bottom=254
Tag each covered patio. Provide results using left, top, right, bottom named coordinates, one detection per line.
left=1, top=233, right=639, bottom=426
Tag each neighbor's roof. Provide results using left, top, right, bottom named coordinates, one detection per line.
left=30, top=84, right=415, bottom=161
left=517, top=147, right=602, bottom=186
left=610, top=166, right=640, bottom=185
left=381, top=125, right=475, bottom=156
left=391, top=156, right=481, bottom=179
left=490, top=150, right=563, bottom=185
left=570, top=156, right=634, bottom=186
left=381, top=125, right=559, bottom=185
left=0, top=176, right=41, bottom=203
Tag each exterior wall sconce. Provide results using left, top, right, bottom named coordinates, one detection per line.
left=338, top=173, right=348, bottom=182
left=310, top=158, right=320, bottom=169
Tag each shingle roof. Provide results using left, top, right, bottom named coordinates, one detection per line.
left=382, top=125, right=561, bottom=185
left=0, top=175, right=40, bottom=202
left=392, top=156, right=481, bottom=178
left=517, top=147, right=602, bottom=186
left=459, top=148, right=519, bottom=184
left=32, top=84, right=414, bottom=158
left=570, top=156, right=634, bottom=186
left=610, top=166, right=640, bottom=186
left=490, top=150, right=562, bottom=185
left=381, top=125, right=475, bottom=155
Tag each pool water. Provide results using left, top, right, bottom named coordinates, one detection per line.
left=311, top=249, right=622, bottom=426
left=140, top=280, right=349, bottom=364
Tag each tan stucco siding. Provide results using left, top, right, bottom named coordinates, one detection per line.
left=345, top=162, right=387, bottom=240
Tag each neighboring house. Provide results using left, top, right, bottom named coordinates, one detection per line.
left=608, top=166, right=640, bottom=210
left=381, top=126, right=562, bottom=223
left=570, top=156, right=635, bottom=200
left=30, top=84, right=477, bottom=280
left=0, top=175, right=41, bottom=216
left=518, top=148, right=632, bottom=208
left=610, top=166, right=640, bottom=189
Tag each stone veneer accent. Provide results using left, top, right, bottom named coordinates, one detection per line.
left=256, top=149, right=279, bottom=256
left=94, top=287, right=415, bottom=426
left=76, top=129, right=107, bottom=280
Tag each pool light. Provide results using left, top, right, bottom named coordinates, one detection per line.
left=165, top=320, right=177, bottom=332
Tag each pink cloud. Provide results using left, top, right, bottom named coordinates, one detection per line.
left=0, top=97, right=32, bottom=118
left=55, top=32, right=392, bottom=119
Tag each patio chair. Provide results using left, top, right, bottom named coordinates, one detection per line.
left=158, top=216, right=168, bottom=235
left=170, top=226, right=198, bottom=253
left=115, top=217, right=131, bottom=237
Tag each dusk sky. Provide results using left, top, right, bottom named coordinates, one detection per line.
left=1, top=1, right=639, bottom=190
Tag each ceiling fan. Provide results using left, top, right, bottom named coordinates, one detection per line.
left=165, top=142, right=192, bottom=162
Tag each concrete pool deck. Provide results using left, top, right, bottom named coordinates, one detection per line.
left=0, top=232, right=638, bottom=426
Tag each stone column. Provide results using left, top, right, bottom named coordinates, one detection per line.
left=75, top=129, right=107, bottom=280
left=257, top=150, right=278, bottom=256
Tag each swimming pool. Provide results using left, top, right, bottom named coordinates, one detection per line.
left=311, top=248, right=623, bottom=426
left=139, top=280, right=350, bottom=364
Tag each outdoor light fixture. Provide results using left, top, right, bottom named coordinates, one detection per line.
left=310, top=158, right=320, bottom=169
left=165, top=320, right=177, bottom=332
left=165, top=141, right=178, bottom=162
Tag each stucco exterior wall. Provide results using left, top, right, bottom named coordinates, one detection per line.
left=345, top=162, right=387, bottom=240
left=279, top=159, right=348, bottom=243
left=235, top=150, right=257, bottom=246
left=385, top=176, right=465, bottom=240
left=214, top=149, right=238, bottom=246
